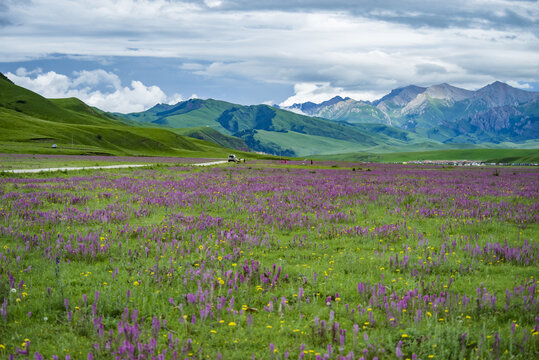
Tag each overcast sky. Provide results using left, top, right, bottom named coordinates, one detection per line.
left=1, top=0, right=538, bottom=112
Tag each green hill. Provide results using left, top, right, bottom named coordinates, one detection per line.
left=0, top=73, right=248, bottom=158
left=0, top=77, right=125, bottom=126
left=174, top=127, right=250, bottom=151
left=122, top=98, right=391, bottom=156
left=122, top=99, right=234, bottom=133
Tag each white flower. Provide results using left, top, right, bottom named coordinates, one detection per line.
left=10, top=288, right=16, bottom=293
left=43, top=316, right=48, bottom=321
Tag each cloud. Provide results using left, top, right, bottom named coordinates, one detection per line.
left=203, top=0, right=222, bottom=8
left=279, top=83, right=386, bottom=107
left=6, top=68, right=182, bottom=113
left=0, top=0, right=537, bottom=104
left=506, top=80, right=532, bottom=89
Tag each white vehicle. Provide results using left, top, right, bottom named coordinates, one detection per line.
left=228, top=154, right=239, bottom=163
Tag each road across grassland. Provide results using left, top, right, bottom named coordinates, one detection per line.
left=3, top=160, right=228, bottom=174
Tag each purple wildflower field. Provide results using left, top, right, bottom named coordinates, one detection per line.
left=0, top=161, right=537, bottom=359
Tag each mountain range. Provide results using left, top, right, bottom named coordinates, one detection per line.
left=1, top=70, right=538, bottom=159
left=282, top=82, right=539, bottom=145
left=120, top=81, right=538, bottom=156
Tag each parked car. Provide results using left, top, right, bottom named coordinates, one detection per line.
left=228, top=154, right=239, bottom=163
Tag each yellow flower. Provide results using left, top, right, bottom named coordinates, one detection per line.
left=133, top=281, right=140, bottom=286
left=199, top=245, right=204, bottom=250
left=228, top=322, right=236, bottom=326
left=0, top=344, right=4, bottom=349
left=266, top=325, right=272, bottom=329
left=210, top=330, right=217, bottom=334
left=402, top=334, right=408, bottom=338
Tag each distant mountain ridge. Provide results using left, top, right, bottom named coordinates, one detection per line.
left=282, top=81, right=539, bottom=144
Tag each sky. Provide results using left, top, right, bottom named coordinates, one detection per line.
left=1, top=0, right=538, bottom=113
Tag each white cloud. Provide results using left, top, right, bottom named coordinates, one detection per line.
left=280, top=83, right=386, bottom=106
left=204, top=0, right=223, bottom=8
left=6, top=68, right=182, bottom=113
left=0, top=0, right=537, bottom=103
left=506, top=80, right=531, bottom=90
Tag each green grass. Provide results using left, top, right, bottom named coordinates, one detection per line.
left=313, top=148, right=539, bottom=163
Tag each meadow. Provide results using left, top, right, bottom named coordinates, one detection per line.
left=0, top=161, right=537, bottom=359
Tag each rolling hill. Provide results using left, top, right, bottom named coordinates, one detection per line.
left=173, top=127, right=250, bottom=152
left=0, top=72, right=245, bottom=158
left=121, top=98, right=447, bottom=156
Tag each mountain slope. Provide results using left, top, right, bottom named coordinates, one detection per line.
left=174, top=127, right=250, bottom=151
left=122, top=98, right=389, bottom=156
left=122, top=99, right=234, bottom=133
left=0, top=73, right=240, bottom=157
left=0, top=77, right=126, bottom=126
left=284, top=82, right=539, bottom=144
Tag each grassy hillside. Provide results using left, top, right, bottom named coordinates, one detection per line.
left=0, top=77, right=125, bottom=126
left=120, top=98, right=385, bottom=155
left=0, top=73, right=254, bottom=158
left=174, top=127, right=250, bottom=151
left=122, top=99, right=234, bottom=134
left=0, top=106, right=240, bottom=157
left=252, top=130, right=369, bottom=156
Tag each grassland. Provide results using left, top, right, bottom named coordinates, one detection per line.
left=0, top=162, right=537, bottom=359
left=314, top=148, right=539, bottom=163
